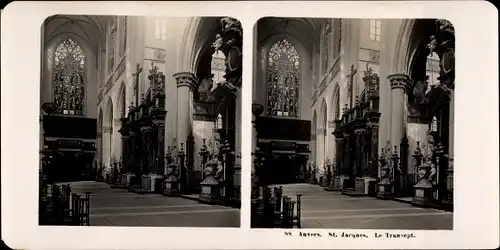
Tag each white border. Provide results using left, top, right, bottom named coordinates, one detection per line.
left=1, top=1, right=499, bottom=249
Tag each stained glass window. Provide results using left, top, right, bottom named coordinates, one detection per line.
left=108, top=17, right=117, bottom=73
left=322, top=21, right=331, bottom=74
left=266, top=39, right=300, bottom=117
left=52, top=39, right=86, bottom=115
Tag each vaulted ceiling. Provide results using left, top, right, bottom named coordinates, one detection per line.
left=256, top=17, right=324, bottom=55
left=43, top=15, right=110, bottom=55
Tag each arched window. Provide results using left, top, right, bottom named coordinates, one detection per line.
left=52, top=38, right=86, bottom=115
left=322, top=21, right=331, bottom=74
left=334, top=87, right=340, bottom=120
left=120, top=85, right=126, bottom=118
left=266, top=39, right=300, bottom=117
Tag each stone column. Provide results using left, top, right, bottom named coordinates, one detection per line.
left=173, top=72, right=198, bottom=148
left=102, top=126, right=112, bottom=175
left=388, top=74, right=412, bottom=149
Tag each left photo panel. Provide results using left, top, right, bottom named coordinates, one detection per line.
left=39, top=15, right=242, bottom=227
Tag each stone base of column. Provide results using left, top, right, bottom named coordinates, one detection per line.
left=376, top=177, right=393, bottom=200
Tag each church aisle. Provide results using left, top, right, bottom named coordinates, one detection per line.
left=274, top=184, right=453, bottom=230
left=69, top=182, right=240, bottom=227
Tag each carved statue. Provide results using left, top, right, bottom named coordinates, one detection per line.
left=197, top=74, right=215, bottom=101
left=215, top=160, right=224, bottom=180
left=436, top=19, right=455, bottom=36
left=221, top=17, right=241, bottom=31
left=207, top=129, right=221, bottom=161
left=427, top=35, right=438, bottom=54
left=212, top=34, right=223, bottom=52
left=428, top=159, right=437, bottom=185
left=417, top=156, right=432, bottom=181
left=170, top=138, right=178, bottom=165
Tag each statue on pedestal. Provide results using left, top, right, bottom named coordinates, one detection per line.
left=212, top=34, right=223, bottom=52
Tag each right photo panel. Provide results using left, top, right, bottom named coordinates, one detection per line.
left=250, top=17, right=455, bottom=230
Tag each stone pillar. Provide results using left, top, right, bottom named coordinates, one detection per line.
left=173, top=72, right=198, bottom=148
left=102, top=126, right=112, bottom=175
left=388, top=74, right=412, bottom=149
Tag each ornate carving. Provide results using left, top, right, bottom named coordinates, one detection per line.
left=428, top=19, right=455, bottom=90
left=148, top=63, right=166, bottom=97
left=102, top=126, right=112, bottom=133
left=113, top=118, right=122, bottom=126
left=388, top=73, right=412, bottom=92
left=173, top=72, right=198, bottom=91
left=221, top=17, right=242, bottom=36
left=362, top=63, right=380, bottom=98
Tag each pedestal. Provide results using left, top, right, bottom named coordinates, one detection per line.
left=140, top=174, right=163, bottom=193
left=111, top=173, right=135, bottom=188
left=412, top=180, right=434, bottom=207
left=164, top=174, right=180, bottom=196
left=376, top=177, right=393, bottom=199
left=199, top=176, right=221, bottom=204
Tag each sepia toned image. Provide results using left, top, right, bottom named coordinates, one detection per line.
left=38, top=15, right=243, bottom=227
left=251, top=17, right=455, bottom=229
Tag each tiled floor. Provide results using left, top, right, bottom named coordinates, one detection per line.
left=272, top=183, right=453, bottom=230
left=66, top=181, right=240, bottom=227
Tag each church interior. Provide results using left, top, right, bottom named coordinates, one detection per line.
left=39, top=15, right=243, bottom=206
left=251, top=17, right=455, bottom=228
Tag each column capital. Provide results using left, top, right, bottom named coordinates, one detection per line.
left=173, top=72, right=198, bottom=91
left=388, top=73, right=413, bottom=92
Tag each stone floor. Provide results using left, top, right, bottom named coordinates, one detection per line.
left=272, top=183, right=453, bottom=230
left=65, top=181, right=240, bottom=227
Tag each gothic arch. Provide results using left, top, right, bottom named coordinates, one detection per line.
left=331, top=83, right=341, bottom=120
left=116, top=81, right=126, bottom=117
left=105, top=97, right=114, bottom=128
left=393, top=19, right=416, bottom=74
left=320, top=98, right=328, bottom=129
left=319, top=98, right=328, bottom=162
left=179, top=17, right=221, bottom=74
